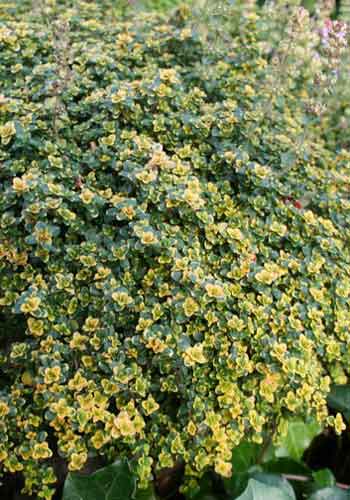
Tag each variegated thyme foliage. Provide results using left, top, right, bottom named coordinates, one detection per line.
left=0, top=0, right=350, bottom=498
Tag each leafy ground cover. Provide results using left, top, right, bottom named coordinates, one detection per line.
left=1, top=0, right=350, bottom=499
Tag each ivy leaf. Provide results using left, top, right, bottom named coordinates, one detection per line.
left=263, top=457, right=311, bottom=476
left=236, top=478, right=296, bottom=500
left=193, top=496, right=221, bottom=500
left=188, top=473, right=222, bottom=500
left=308, top=487, right=350, bottom=499
left=133, top=486, right=158, bottom=500
left=261, top=459, right=312, bottom=499
left=224, top=472, right=250, bottom=499
left=327, top=386, right=350, bottom=421
left=251, top=473, right=296, bottom=499
left=232, top=442, right=262, bottom=474
left=224, top=441, right=262, bottom=497
left=62, top=460, right=136, bottom=500
left=312, top=469, right=336, bottom=489
left=274, top=420, right=321, bottom=461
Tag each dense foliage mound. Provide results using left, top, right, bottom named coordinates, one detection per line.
left=0, top=1, right=350, bottom=498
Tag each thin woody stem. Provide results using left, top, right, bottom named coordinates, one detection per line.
left=283, top=473, right=350, bottom=490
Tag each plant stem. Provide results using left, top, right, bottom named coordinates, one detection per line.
left=282, top=473, right=350, bottom=490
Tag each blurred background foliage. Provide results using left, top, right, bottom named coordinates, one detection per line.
left=135, top=0, right=349, bottom=19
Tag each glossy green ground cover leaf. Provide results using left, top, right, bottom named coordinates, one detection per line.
left=262, top=457, right=312, bottom=499
left=194, top=496, right=220, bottom=500
left=236, top=478, right=295, bottom=500
left=225, top=441, right=307, bottom=498
left=275, top=420, right=322, bottom=461
left=312, top=469, right=336, bottom=489
left=263, top=458, right=311, bottom=476
left=232, top=442, right=262, bottom=474
left=62, top=460, right=136, bottom=500
left=134, top=486, right=158, bottom=500
left=224, top=441, right=261, bottom=497
left=309, top=487, right=350, bottom=500
left=251, top=473, right=296, bottom=499
left=225, top=472, right=251, bottom=499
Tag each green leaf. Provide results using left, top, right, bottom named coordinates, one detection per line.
left=261, top=458, right=312, bottom=499
left=302, top=0, right=316, bottom=11
left=280, top=151, right=296, bottom=170
left=232, top=442, right=262, bottom=474
left=189, top=473, right=221, bottom=500
left=193, top=496, right=221, bottom=500
left=251, top=473, right=296, bottom=499
left=224, top=441, right=262, bottom=498
left=263, top=457, right=311, bottom=476
left=62, top=460, right=136, bottom=500
left=133, top=486, right=158, bottom=500
left=224, top=472, right=250, bottom=499
left=236, top=478, right=296, bottom=500
left=308, top=487, right=350, bottom=500
left=312, top=469, right=336, bottom=489
left=328, top=386, right=350, bottom=420
left=274, top=420, right=321, bottom=461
